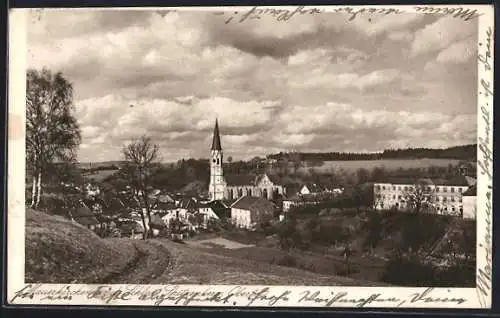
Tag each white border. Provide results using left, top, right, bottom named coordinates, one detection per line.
left=6, top=5, right=494, bottom=309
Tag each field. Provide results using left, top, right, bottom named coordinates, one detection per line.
left=25, top=209, right=375, bottom=285
left=300, top=158, right=462, bottom=173
left=82, top=169, right=119, bottom=182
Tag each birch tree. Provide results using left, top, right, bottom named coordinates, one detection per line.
left=122, top=136, right=159, bottom=239
left=26, top=68, right=81, bottom=208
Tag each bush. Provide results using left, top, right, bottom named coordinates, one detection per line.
left=380, top=256, right=436, bottom=286
left=335, top=265, right=360, bottom=276
left=274, top=255, right=297, bottom=267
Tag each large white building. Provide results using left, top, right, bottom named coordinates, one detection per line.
left=373, top=176, right=476, bottom=218
left=461, top=185, right=476, bottom=219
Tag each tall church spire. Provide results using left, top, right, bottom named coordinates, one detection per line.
left=211, top=118, right=222, bottom=150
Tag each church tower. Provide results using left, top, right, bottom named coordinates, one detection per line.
left=209, top=119, right=226, bottom=201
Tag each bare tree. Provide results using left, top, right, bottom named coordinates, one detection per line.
left=402, top=182, right=435, bottom=214
left=122, top=136, right=160, bottom=239
left=26, top=68, right=81, bottom=208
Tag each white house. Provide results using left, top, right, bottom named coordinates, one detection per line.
left=231, top=196, right=275, bottom=230
left=299, top=183, right=324, bottom=195
left=461, top=186, right=476, bottom=219
left=373, top=176, right=476, bottom=217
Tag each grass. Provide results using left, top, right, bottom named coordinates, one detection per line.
left=82, top=169, right=119, bottom=182
left=25, top=209, right=137, bottom=283
left=150, top=239, right=377, bottom=286
left=25, top=209, right=378, bottom=285
left=300, top=158, right=461, bottom=173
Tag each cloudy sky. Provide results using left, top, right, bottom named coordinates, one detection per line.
left=27, top=8, right=478, bottom=162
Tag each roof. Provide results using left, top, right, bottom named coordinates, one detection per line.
left=226, top=174, right=255, bottom=186
left=377, top=176, right=472, bottom=187
left=302, top=183, right=325, bottom=193
left=462, top=185, right=476, bottom=196
left=231, top=196, right=275, bottom=211
left=200, top=200, right=230, bottom=218
left=72, top=205, right=99, bottom=225
left=211, top=118, right=222, bottom=150
left=152, top=200, right=176, bottom=211
left=179, top=198, right=199, bottom=210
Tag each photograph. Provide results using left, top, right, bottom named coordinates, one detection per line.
left=7, top=5, right=494, bottom=308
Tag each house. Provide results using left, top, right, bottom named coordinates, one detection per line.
left=197, top=200, right=230, bottom=228
left=373, top=176, right=476, bottom=217
left=231, top=196, right=275, bottom=230
left=69, top=201, right=100, bottom=231
left=461, top=185, right=476, bottom=219
left=117, top=219, right=145, bottom=239
left=299, top=183, right=325, bottom=195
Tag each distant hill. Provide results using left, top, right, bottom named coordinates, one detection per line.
left=268, top=144, right=477, bottom=162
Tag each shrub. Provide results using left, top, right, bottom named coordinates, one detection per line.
left=380, top=256, right=436, bottom=286
left=275, top=254, right=297, bottom=267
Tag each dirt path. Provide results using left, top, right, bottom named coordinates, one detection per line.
left=103, top=240, right=174, bottom=284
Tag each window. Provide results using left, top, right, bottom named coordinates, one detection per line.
left=392, top=186, right=396, bottom=190
left=458, top=188, right=463, bottom=193
left=427, top=187, right=432, bottom=191
left=443, top=187, right=447, bottom=192
left=393, top=195, right=396, bottom=199
left=398, top=186, right=401, bottom=190
left=436, top=187, right=440, bottom=192
left=459, top=197, right=462, bottom=202
left=375, top=185, right=380, bottom=190
left=451, top=187, right=455, bottom=193
left=398, top=195, right=402, bottom=200
left=217, top=158, right=220, bottom=164
left=404, top=186, right=408, bottom=191
left=382, top=186, right=386, bottom=190
left=443, top=197, right=447, bottom=202
left=451, top=197, right=455, bottom=202
left=452, top=207, right=456, bottom=212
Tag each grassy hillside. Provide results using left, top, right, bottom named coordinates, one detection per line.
left=25, top=209, right=137, bottom=283
left=25, top=210, right=376, bottom=285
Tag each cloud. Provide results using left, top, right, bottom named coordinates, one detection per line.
left=410, top=16, right=477, bottom=57
left=27, top=9, right=478, bottom=162
left=436, top=36, right=477, bottom=63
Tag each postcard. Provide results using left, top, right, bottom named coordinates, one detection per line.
left=7, top=4, right=494, bottom=309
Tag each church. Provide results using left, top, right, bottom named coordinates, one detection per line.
left=208, top=119, right=285, bottom=202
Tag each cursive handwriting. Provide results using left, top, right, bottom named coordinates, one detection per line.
left=410, top=288, right=466, bottom=305
left=478, top=27, right=493, bottom=71
left=475, top=23, right=493, bottom=309
left=414, top=6, right=482, bottom=21
left=11, top=284, right=475, bottom=307
left=298, top=290, right=405, bottom=307
left=222, top=6, right=324, bottom=24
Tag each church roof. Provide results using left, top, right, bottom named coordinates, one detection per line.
left=226, top=174, right=255, bottom=186
left=211, top=118, right=222, bottom=150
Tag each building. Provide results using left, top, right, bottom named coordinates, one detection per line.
left=69, top=200, right=100, bottom=231
left=299, top=183, right=325, bottom=195
left=231, top=196, right=275, bottom=229
left=208, top=119, right=285, bottom=201
left=461, top=185, right=476, bottom=219
left=373, top=176, right=476, bottom=217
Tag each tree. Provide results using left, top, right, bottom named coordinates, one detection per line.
left=402, top=182, right=435, bottom=214
left=356, top=168, right=370, bottom=184
left=122, top=135, right=160, bottom=239
left=26, top=68, right=81, bottom=208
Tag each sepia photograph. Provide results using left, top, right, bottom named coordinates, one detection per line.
left=7, top=5, right=494, bottom=308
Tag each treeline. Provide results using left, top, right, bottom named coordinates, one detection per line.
left=267, top=144, right=477, bottom=162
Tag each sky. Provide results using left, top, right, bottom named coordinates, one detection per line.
left=27, top=8, right=478, bottom=162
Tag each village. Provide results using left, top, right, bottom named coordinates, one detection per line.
left=29, top=119, right=477, bottom=287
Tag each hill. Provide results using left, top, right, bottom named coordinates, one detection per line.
left=25, top=209, right=375, bottom=285
left=268, top=144, right=477, bottom=161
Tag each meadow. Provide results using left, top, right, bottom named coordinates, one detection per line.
left=300, top=158, right=462, bottom=174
